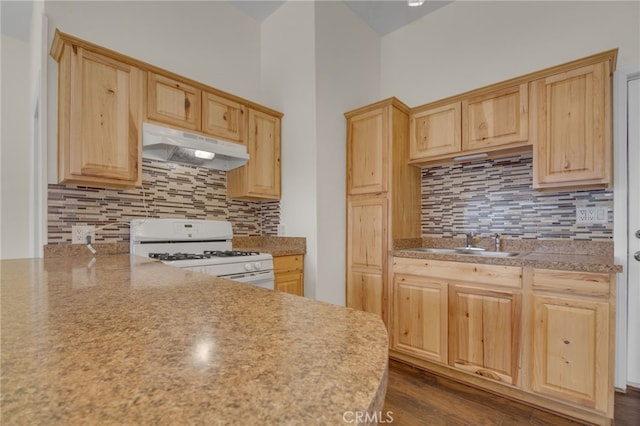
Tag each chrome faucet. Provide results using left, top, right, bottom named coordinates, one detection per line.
left=466, top=232, right=474, bottom=248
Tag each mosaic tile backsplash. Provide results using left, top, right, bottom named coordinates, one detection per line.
left=48, top=159, right=280, bottom=244
left=49, top=154, right=611, bottom=244
left=421, top=153, right=613, bottom=241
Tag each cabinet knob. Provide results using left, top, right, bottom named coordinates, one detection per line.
left=634, top=251, right=640, bottom=262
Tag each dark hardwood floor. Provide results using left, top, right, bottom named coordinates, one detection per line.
left=384, top=359, right=640, bottom=425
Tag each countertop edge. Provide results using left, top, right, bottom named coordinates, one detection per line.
left=392, top=249, right=623, bottom=274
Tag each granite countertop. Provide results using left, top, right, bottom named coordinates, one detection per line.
left=233, top=236, right=306, bottom=257
left=1, top=254, right=387, bottom=424
left=392, top=238, right=622, bottom=273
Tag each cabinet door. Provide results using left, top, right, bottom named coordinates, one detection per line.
left=202, top=92, right=245, bottom=143
left=347, top=196, right=387, bottom=321
left=228, top=109, right=281, bottom=200
left=248, top=109, right=281, bottom=198
left=147, top=73, right=201, bottom=131
left=274, top=255, right=304, bottom=296
left=347, top=271, right=384, bottom=318
left=347, top=107, right=388, bottom=195
left=462, top=83, right=528, bottom=151
left=410, top=102, right=461, bottom=160
left=392, top=274, right=448, bottom=364
left=532, top=61, right=611, bottom=189
left=275, top=271, right=304, bottom=296
left=449, top=285, right=521, bottom=384
left=531, top=294, right=609, bottom=411
left=59, top=46, right=142, bottom=187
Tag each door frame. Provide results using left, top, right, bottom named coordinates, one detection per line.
left=613, top=65, right=640, bottom=390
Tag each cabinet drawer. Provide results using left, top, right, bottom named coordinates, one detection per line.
left=532, top=269, right=610, bottom=298
left=393, top=257, right=522, bottom=288
left=274, top=255, right=303, bottom=273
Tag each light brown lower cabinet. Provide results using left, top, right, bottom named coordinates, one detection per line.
left=449, top=285, right=521, bottom=385
left=346, top=196, right=388, bottom=321
left=389, top=257, right=615, bottom=426
left=530, top=268, right=614, bottom=415
left=392, top=273, right=448, bottom=364
left=273, top=255, right=304, bottom=296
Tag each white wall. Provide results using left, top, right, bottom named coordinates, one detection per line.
left=44, top=0, right=262, bottom=183
left=1, top=35, right=33, bottom=259
left=260, top=1, right=380, bottom=305
left=381, top=1, right=640, bottom=106
left=314, top=1, right=380, bottom=305
left=30, top=2, right=48, bottom=258
left=261, top=2, right=319, bottom=299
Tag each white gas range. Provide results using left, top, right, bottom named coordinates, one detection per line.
left=130, top=219, right=274, bottom=290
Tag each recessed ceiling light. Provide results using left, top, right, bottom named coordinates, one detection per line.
left=408, top=0, right=425, bottom=6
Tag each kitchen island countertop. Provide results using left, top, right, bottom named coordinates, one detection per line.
left=1, top=254, right=388, bottom=424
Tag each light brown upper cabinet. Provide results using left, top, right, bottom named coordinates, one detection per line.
left=462, top=83, right=528, bottom=151
left=147, top=73, right=201, bottom=131
left=409, top=50, right=617, bottom=191
left=531, top=60, right=612, bottom=190
left=148, top=74, right=247, bottom=143
left=410, top=84, right=530, bottom=166
left=227, top=108, right=281, bottom=200
left=51, top=32, right=143, bottom=188
left=347, top=107, right=389, bottom=195
left=202, top=92, right=246, bottom=143
left=410, top=101, right=462, bottom=160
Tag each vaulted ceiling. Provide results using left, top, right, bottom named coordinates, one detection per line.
left=1, top=1, right=451, bottom=42
left=229, top=1, right=451, bottom=36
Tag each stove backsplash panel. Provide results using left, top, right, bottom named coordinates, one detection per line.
left=48, top=159, right=280, bottom=244
left=421, top=153, right=612, bottom=240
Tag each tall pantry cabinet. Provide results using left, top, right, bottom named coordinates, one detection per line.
left=345, top=98, right=421, bottom=325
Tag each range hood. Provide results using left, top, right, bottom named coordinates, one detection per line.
left=142, top=122, right=249, bottom=171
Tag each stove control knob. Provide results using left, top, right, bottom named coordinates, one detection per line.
left=254, top=262, right=262, bottom=270
left=244, top=263, right=254, bottom=271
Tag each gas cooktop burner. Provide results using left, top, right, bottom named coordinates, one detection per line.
left=148, top=250, right=260, bottom=262
left=204, top=250, right=260, bottom=257
left=149, top=252, right=209, bottom=261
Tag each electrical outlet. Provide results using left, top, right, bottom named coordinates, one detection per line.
left=576, top=207, right=608, bottom=224
left=277, top=223, right=286, bottom=236
left=576, top=207, right=588, bottom=223
left=72, top=225, right=95, bottom=244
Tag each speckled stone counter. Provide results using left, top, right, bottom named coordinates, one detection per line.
left=233, top=236, right=306, bottom=257
left=393, top=238, right=622, bottom=273
left=1, top=254, right=387, bottom=424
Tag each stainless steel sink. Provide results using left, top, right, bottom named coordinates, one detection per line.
left=410, top=248, right=460, bottom=255
left=408, top=247, right=522, bottom=257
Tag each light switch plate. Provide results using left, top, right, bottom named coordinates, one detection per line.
left=576, top=207, right=608, bottom=224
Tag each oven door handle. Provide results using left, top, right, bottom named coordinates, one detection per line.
left=224, top=271, right=274, bottom=282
